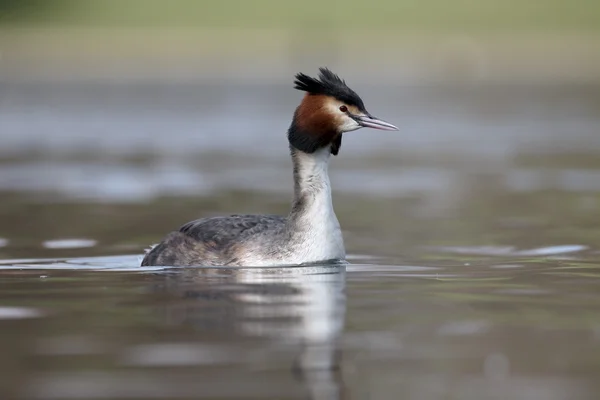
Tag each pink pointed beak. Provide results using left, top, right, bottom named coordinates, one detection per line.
left=355, top=114, right=399, bottom=131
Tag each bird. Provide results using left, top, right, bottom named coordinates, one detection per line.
left=142, top=67, right=398, bottom=267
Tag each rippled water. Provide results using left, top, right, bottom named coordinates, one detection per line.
left=1, top=83, right=600, bottom=399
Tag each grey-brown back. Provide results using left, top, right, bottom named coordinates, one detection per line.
left=141, top=214, right=287, bottom=267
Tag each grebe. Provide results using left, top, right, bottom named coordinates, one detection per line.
left=142, top=68, right=398, bottom=267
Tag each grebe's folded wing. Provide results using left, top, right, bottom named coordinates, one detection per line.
left=179, top=214, right=286, bottom=243
left=142, top=214, right=287, bottom=267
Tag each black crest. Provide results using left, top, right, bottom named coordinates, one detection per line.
left=294, top=67, right=366, bottom=111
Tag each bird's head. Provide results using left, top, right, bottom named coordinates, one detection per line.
left=288, top=67, right=398, bottom=156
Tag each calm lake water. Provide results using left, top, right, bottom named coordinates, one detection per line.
left=1, top=82, right=600, bottom=399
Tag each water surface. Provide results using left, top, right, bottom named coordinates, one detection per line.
left=1, top=82, right=600, bottom=399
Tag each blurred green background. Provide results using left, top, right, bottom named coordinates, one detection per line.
left=1, top=0, right=599, bottom=83
left=1, top=0, right=599, bottom=31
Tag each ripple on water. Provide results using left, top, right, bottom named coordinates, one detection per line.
left=0, top=254, right=348, bottom=276
left=347, top=264, right=440, bottom=272
left=437, top=320, right=492, bottom=336
left=429, top=245, right=588, bottom=257
left=0, top=255, right=154, bottom=271
left=0, top=306, right=44, bottom=320
left=42, top=239, right=98, bottom=249
left=119, top=343, right=241, bottom=367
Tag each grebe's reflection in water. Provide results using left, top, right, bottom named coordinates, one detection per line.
left=151, top=263, right=347, bottom=400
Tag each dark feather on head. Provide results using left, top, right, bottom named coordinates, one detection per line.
left=294, top=67, right=366, bottom=112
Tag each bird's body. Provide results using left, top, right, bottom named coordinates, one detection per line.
left=142, top=147, right=344, bottom=267
left=142, top=68, right=397, bottom=267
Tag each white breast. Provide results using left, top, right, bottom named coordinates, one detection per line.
left=235, top=147, right=346, bottom=267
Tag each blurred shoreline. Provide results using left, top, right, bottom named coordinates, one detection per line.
left=1, top=27, right=600, bottom=84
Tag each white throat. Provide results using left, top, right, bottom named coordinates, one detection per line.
left=294, top=146, right=332, bottom=194
left=288, top=146, right=345, bottom=263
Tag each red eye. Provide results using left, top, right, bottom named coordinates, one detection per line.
left=339, top=105, right=348, bottom=112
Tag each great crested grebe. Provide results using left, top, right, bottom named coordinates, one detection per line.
left=142, top=68, right=398, bottom=267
